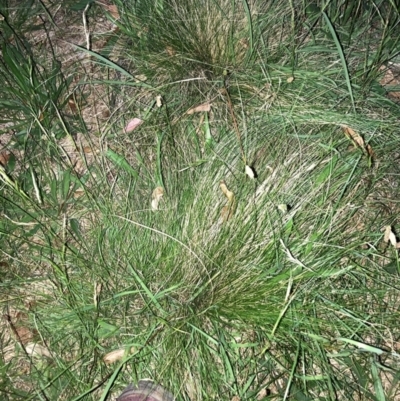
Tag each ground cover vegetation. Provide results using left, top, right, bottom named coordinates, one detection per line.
left=1, top=0, right=400, bottom=400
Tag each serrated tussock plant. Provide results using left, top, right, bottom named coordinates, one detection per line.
left=1, top=1, right=400, bottom=400
left=114, top=0, right=278, bottom=78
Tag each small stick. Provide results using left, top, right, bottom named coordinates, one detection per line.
left=82, top=3, right=91, bottom=50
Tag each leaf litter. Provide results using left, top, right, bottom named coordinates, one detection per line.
left=342, top=125, right=374, bottom=157
left=220, top=180, right=236, bottom=222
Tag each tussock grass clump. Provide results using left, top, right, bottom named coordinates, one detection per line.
left=1, top=1, right=400, bottom=400
left=115, top=0, right=259, bottom=76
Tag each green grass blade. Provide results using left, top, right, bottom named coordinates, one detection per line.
left=322, top=11, right=355, bottom=112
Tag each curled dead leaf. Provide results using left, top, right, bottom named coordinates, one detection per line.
left=343, top=125, right=364, bottom=147
left=342, top=125, right=374, bottom=157
left=151, top=186, right=164, bottom=210
left=124, top=118, right=143, bottom=133
left=366, top=144, right=374, bottom=157
left=187, top=102, right=211, bottom=115
left=220, top=180, right=236, bottom=221
left=383, top=226, right=400, bottom=248
left=219, top=180, right=234, bottom=203
left=103, top=347, right=135, bottom=365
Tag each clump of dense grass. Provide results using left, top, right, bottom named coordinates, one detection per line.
left=1, top=1, right=400, bottom=400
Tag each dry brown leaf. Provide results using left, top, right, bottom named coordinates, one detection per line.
left=103, top=347, right=135, bottom=365
left=0, top=151, right=10, bottom=166
left=14, top=326, right=36, bottom=344
left=151, top=186, right=164, bottom=210
left=97, top=1, right=119, bottom=19
left=342, top=125, right=374, bottom=157
left=124, top=118, right=143, bottom=133
left=366, top=143, right=374, bottom=157
left=68, top=96, right=78, bottom=113
left=220, top=180, right=235, bottom=221
left=379, top=65, right=400, bottom=100
left=219, top=180, right=234, bottom=203
left=108, top=5, right=120, bottom=19
left=73, top=188, right=85, bottom=198
left=343, top=125, right=364, bottom=147
left=187, top=102, right=211, bottom=115
left=383, top=225, right=400, bottom=248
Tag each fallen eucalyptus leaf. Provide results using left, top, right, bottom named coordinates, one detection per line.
left=187, top=102, right=211, bottom=114
left=103, top=347, right=135, bottom=365
left=124, top=118, right=143, bottom=133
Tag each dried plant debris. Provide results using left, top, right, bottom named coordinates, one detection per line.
left=124, top=118, right=144, bottom=133
left=383, top=226, right=400, bottom=249
left=151, top=187, right=164, bottom=210
left=103, top=347, right=135, bottom=365
left=220, top=180, right=236, bottom=222
left=245, top=165, right=256, bottom=179
left=186, top=102, right=211, bottom=114
left=342, top=125, right=374, bottom=157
